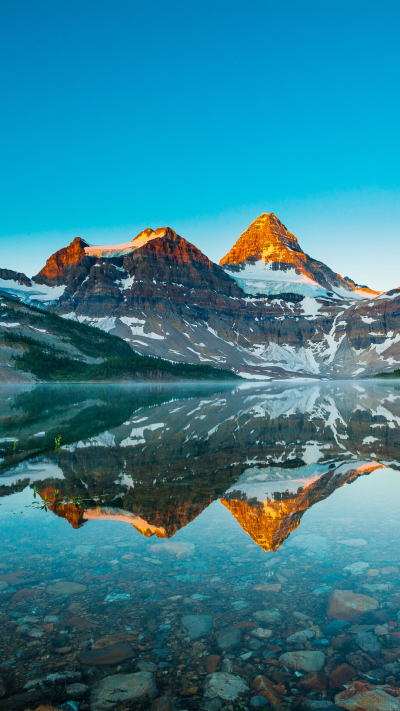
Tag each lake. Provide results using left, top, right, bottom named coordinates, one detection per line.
left=1, top=381, right=400, bottom=711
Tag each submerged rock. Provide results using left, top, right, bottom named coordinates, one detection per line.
left=66, top=682, right=89, bottom=697
left=78, top=642, right=134, bottom=665
left=251, top=627, right=272, bottom=639
left=221, top=658, right=234, bottom=673
left=327, top=590, right=378, bottom=621
left=137, top=661, right=158, bottom=672
left=335, top=680, right=400, bottom=710
left=182, top=614, right=213, bottom=640
left=203, top=672, right=249, bottom=701
left=24, top=671, right=82, bottom=690
left=90, top=672, right=157, bottom=710
left=215, top=626, right=242, bottom=650
left=344, top=562, right=370, bottom=575
left=279, top=650, right=325, bottom=672
left=324, top=620, right=351, bottom=636
left=355, top=631, right=382, bottom=656
left=286, top=629, right=315, bottom=643
left=329, top=664, right=357, bottom=690
left=299, top=671, right=328, bottom=691
left=253, top=609, right=281, bottom=625
left=250, top=696, right=269, bottom=708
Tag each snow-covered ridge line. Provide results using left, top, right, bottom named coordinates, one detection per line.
left=84, top=228, right=167, bottom=258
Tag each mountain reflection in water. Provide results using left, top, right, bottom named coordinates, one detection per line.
left=1, top=381, right=399, bottom=551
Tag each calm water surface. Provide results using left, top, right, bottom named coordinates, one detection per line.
left=1, top=381, right=400, bottom=711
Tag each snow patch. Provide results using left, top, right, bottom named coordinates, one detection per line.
left=120, top=422, right=165, bottom=447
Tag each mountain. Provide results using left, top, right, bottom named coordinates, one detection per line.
left=220, top=213, right=380, bottom=299
left=1, top=214, right=400, bottom=380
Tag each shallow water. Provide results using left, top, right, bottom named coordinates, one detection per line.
left=1, top=381, right=400, bottom=711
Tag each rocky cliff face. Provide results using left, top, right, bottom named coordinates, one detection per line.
left=220, top=213, right=303, bottom=265
left=34, top=237, right=89, bottom=284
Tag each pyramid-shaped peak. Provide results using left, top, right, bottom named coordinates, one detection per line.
left=219, top=213, right=303, bottom=266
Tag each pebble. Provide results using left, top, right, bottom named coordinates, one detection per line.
left=250, top=696, right=269, bottom=708
left=375, top=625, right=389, bottom=635
left=286, top=629, right=315, bottom=643
left=27, top=628, right=44, bottom=638
left=343, top=562, right=369, bottom=575
left=137, top=661, right=158, bottom=672
left=66, top=682, right=89, bottom=697
left=221, top=659, right=234, bottom=673
left=203, top=655, right=222, bottom=673
left=231, top=600, right=249, bottom=611
left=251, top=627, right=272, bottom=639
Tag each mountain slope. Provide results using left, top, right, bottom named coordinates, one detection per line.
left=220, top=213, right=380, bottom=299
left=0, top=294, right=239, bottom=382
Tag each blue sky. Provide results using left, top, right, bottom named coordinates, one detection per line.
left=1, top=0, right=399, bottom=290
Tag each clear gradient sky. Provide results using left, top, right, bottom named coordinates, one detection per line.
left=1, top=0, right=399, bottom=290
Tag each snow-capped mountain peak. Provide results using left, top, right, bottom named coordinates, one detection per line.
left=220, top=212, right=381, bottom=300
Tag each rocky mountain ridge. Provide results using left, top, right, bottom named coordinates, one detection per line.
left=1, top=214, right=399, bottom=380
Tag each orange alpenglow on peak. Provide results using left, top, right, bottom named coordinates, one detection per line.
left=219, top=212, right=381, bottom=297
left=219, top=213, right=305, bottom=266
